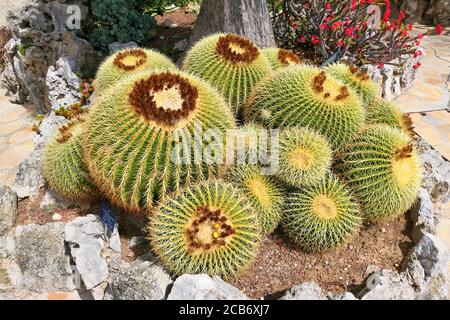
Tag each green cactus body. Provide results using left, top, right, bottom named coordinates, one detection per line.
left=338, top=125, right=421, bottom=220
left=278, top=127, right=333, bottom=188
left=43, top=115, right=98, bottom=203
left=84, top=70, right=236, bottom=214
left=262, top=48, right=302, bottom=70
left=326, top=63, right=380, bottom=107
left=148, top=181, right=260, bottom=279
left=245, top=65, right=365, bottom=150
left=182, top=33, right=272, bottom=117
left=94, top=48, right=176, bottom=96
left=366, top=98, right=414, bottom=135
left=282, top=174, right=362, bottom=252
left=226, top=165, right=284, bottom=234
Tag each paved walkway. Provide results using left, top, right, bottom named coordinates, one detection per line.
left=0, top=89, right=36, bottom=186
left=395, top=26, right=450, bottom=297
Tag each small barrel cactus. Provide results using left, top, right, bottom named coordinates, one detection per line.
left=282, top=174, right=362, bottom=253
left=245, top=65, right=365, bottom=150
left=326, top=63, right=380, bottom=107
left=261, top=48, right=302, bottom=70
left=94, top=48, right=176, bottom=95
left=226, top=165, right=284, bottom=234
left=84, top=69, right=236, bottom=213
left=182, top=33, right=272, bottom=117
left=148, top=180, right=260, bottom=279
left=277, top=127, right=333, bottom=188
left=43, top=114, right=98, bottom=203
left=337, top=125, right=422, bottom=220
left=366, top=98, right=414, bottom=135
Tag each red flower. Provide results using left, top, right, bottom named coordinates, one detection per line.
left=320, top=23, right=328, bottom=30
left=344, top=27, right=354, bottom=37
left=351, top=0, right=357, bottom=11
left=325, top=2, right=331, bottom=10
left=298, top=35, right=306, bottom=42
left=292, top=23, right=297, bottom=30
left=377, top=63, right=384, bottom=69
left=337, top=40, right=344, bottom=47
left=413, top=62, right=422, bottom=70
left=331, top=21, right=342, bottom=30
left=435, top=24, right=444, bottom=35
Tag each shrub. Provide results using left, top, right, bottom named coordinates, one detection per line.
left=87, top=0, right=157, bottom=52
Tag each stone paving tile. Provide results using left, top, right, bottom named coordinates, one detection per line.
left=0, top=89, right=36, bottom=186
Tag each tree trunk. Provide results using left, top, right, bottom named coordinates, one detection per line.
left=190, top=0, right=276, bottom=48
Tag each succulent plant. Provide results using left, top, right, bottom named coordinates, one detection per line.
left=83, top=69, right=237, bottom=213
left=337, top=125, right=421, bottom=220
left=366, top=98, right=414, bottom=135
left=245, top=65, right=365, bottom=150
left=43, top=114, right=98, bottom=203
left=277, top=127, right=333, bottom=188
left=148, top=180, right=260, bottom=279
left=282, top=174, right=362, bottom=253
left=226, top=165, right=284, bottom=234
left=261, top=48, right=303, bottom=70
left=325, top=63, right=379, bottom=107
left=94, top=48, right=176, bottom=95
left=182, top=33, right=272, bottom=117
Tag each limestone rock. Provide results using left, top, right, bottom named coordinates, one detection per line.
left=34, top=112, right=68, bottom=148
left=12, top=223, right=75, bottom=292
left=280, top=282, right=327, bottom=300
left=108, top=256, right=172, bottom=300
left=359, top=269, right=416, bottom=300
left=12, top=149, right=44, bottom=198
left=174, top=39, right=188, bottom=52
left=410, top=188, right=438, bottom=243
left=168, top=274, right=249, bottom=300
left=328, top=292, right=358, bottom=300
left=0, top=185, right=17, bottom=237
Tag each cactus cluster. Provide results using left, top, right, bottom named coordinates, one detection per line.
left=42, top=113, right=98, bottom=203
left=182, top=33, right=272, bottom=117
left=245, top=65, right=365, bottom=150
left=148, top=181, right=260, bottom=279
left=41, top=35, right=423, bottom=278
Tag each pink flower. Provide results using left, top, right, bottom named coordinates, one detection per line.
left=435, top=24, right=444, bottom=35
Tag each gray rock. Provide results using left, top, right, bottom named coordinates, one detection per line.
left=12, top=149, right=44, bottom=198
left=404, top=233, right=449, bottom=300
left=39, top=189, right=73, bottom=211
left=174, top=39, right=188, bottom=52
left=64, top=215, right=110, bottom=290
left=328, top=292, right=358, bottom=300
left=0, top=186, right=18, bottom=237
left=34, top=112, right=68, bottom=148
left=12, top=223, right=75, bottom=292
left=280, top=282, right=327, bottom=300
left=359, top=269, right=416, bottom=300
left=109, top=257, right=172, bottom=300
left=410, top=188, right=438, bottom=243
left=46, top=57, right=82, bottom=110
left=108, top=41, right=138, bottom=54
left=0, top=1, right=97, bottom=113
left=168, top=274, right=249, bottom=300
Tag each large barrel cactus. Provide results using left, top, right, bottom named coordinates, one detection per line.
left=148, top=181, right=260, bottom=279
left=84, top=70, right=237, bottom=213
left=261, top=48, right=303, bottom=70
left=182, top=33, right=272, bottom=117
left=338, top=125, right=421, bottom=220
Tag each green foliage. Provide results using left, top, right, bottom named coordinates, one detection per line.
left=148, top=180, right=260, bottom=279
left=43, top=116, right=98, bottom=203
left=226, top=165, right=284, bottom=234
left=282, top=174, right=362, bottom=252
left=140, top=0, right=201, bottom=16
left=18, top=43, right=32, bottom=56
left=183, top=33, right=272, bottom=117
left=245, top=65, right=365, bottom=150
left=88, top=0, right=157, bottom=52
left=84, top=69, right=236, bottom=213
left=278, top=127, right=332, bottom=188
left=337, top=125, right=422, bottom=220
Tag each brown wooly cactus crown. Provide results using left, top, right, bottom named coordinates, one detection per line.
left=93, top=48, right=176, bottom=96
left=366, top=98, right=414, bottom=135
left=337, top=125, right=422, bottom=220
left=245, top=65, right=365, bottom=150
left=182, top=33, right=272, bottom=117
left=262, top=48, right=303, bottom=70
left=43, top=112, right=99, bottom=203
left=325, top=63, right=380, bottom=107
left=148, top=180, right=260, bottom=279
left=83, top=69, right=237, bottom=214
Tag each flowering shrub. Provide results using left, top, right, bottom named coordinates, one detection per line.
left=271, top=0, right=441, bottom=67
left=54, top=79, right=95, bottom=120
